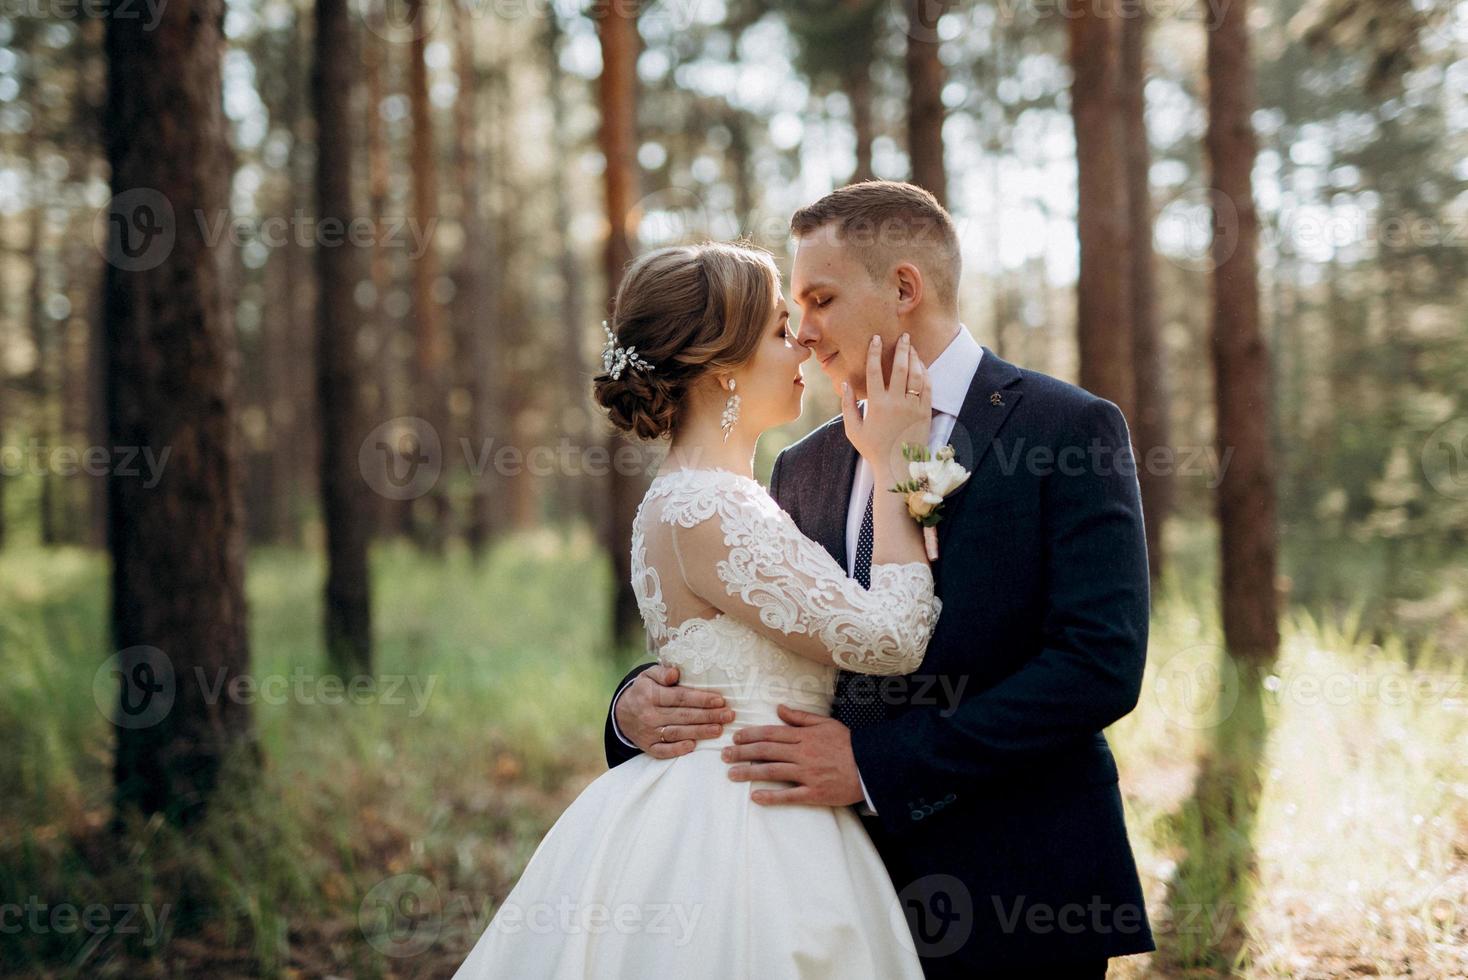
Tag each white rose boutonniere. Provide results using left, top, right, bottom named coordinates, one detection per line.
left=888, top=444, right=972, bottom=560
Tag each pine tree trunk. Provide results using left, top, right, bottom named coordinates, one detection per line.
left=1068, top=0, right=1134, bottom=421
left=58, top=262, right=91, bottom=543
left=267, top=19, right=316, bottom=549
left=0, top=337, right=7, bottom=550
left=407, top=0, right=448, bottom=550
left=313, top=0, right=374, bottom=673
left=598, top=0, right=645, bottom=642
left=546, top=12, right=595, bottom=527
left=1206, top=0, right=1279, bottom=663
left=905, top=0, right=947, bottom=206
left=362, top=7, right=401, bottom=541
left=845, top=63, right=875, bottom=184
left=86, top=259, right=108, bottom=549
left=78, top=19, right=109, bottom=551
left=26, top=158, right=57, bottom=546
left=989, top=156, right=1007, bottom=357
left=727, top=110, right=755, bottom=231
left=452, top=0, right=499, bottom=556
left=103, top=0, right=255, bottom=825
left=262, top=221, right=295, bottom=543
left=1121, top=4, right=1171, bottom=588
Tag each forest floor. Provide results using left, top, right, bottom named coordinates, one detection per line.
left=0, top=531, right=1464, bottom=978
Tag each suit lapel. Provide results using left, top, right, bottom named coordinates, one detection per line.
left=934, top=346, right=1024, bottom=559
left=808, top=420, right=860, bottom=570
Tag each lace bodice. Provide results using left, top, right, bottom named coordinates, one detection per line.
left=630, top=469, right=941, bottom=702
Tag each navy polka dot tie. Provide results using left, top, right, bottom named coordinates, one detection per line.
left=833, top=489, right=885, bottom=729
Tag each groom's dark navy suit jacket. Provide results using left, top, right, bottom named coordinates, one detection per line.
left=604, top=348, right=1156, bottom=974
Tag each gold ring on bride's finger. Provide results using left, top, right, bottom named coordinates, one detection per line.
left=905, top=388, right=921, bottom=396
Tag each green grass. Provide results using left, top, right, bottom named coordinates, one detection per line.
left=0, top=528, right=1464, bottom=977
left=0, top=530, right=629, bottom=978
left=1105, top=569, right=1468, bottom=977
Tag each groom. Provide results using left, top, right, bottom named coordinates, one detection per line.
left=603, top=181, right=1155, bottom=977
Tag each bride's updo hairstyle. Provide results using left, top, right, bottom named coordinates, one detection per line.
left=593, top=241, right=781, bottom=440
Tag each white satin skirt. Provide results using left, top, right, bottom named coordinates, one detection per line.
left=453, top=743, right=925, bottom=979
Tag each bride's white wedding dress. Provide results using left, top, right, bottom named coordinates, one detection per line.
left=454, top=468, right=940, bottom=979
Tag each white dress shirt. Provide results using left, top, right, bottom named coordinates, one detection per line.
left=613, top=326, right=985, bottom=817
left=844, top=326, right=983, bottom=577
left=845, top=326, right=982, bottom=813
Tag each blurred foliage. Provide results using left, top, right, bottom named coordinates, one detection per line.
left=3, top=0, right=1464, bottom=638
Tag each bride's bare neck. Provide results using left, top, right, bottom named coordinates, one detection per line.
left=665, top=408, right=760, bottom=479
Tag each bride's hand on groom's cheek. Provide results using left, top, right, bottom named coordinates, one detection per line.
left=721, top=704, right=864, bottom=807
left=619, top=665, right=735, bottom=759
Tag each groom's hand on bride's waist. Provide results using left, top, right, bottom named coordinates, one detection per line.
left=722, top=704, right=864, bottom=808
left=615, top=665, right=735, bottom=759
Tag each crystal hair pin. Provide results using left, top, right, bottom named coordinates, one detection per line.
left=601, top=321, right=656, bottom=380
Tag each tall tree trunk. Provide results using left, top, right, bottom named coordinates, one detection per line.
left=546, top=11, right=595, bottom=527
left=452, top=0, right=499, bottom=556
left=845, top=63, right=875, bottom=184
left=313, top=0, right=374, bottom=673
left=483, top=66, right=536, bottom=534
left=86, top=252, right=109, bottom=549
left=727, top=109, right=755, bottom=232
left=986, top=16, right=1010, bottom=358
left=79, top=19, right=109, bottom=550
left=1068, top=0, right=1134, bottom=421
left=905, top=0, right=947, bottom=206
left=58, top=260, right=88, bottom=543
left=988, top=154, right=1006, bottom=357
left=261, top=42, right=308, bottom=550
left=26, top=158, right=57, bottom=546
left=407, top=0, right=448, bottom=549
left=1206, top=0, right=1278, bottom=663
left=103, top=0, right=254, bottom=825
left=362, top=5, right=401, bottom=540
left=0, top=329, right=7, bottom=550
left=261, top=232, right=301, bottom=544
left=598, top=0, right=644, bottom=642
left=1121, top=4, right=1171, bottom=588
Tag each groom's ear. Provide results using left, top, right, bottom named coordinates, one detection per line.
left=894, top=261, right=924, bottom=314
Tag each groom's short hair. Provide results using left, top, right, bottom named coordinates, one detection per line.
left=790, top=181, right=961, bottom=311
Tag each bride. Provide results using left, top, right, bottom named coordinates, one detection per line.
left=454, top=241, right=938, bottom=979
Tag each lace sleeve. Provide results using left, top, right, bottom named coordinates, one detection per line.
left=666, top=475, right=940, bottom=675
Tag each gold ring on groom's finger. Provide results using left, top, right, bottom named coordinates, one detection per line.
left=657, top=725, right=668, bottom=742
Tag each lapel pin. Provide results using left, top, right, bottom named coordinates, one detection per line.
left=989, top=391, right=1004, bottom=406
